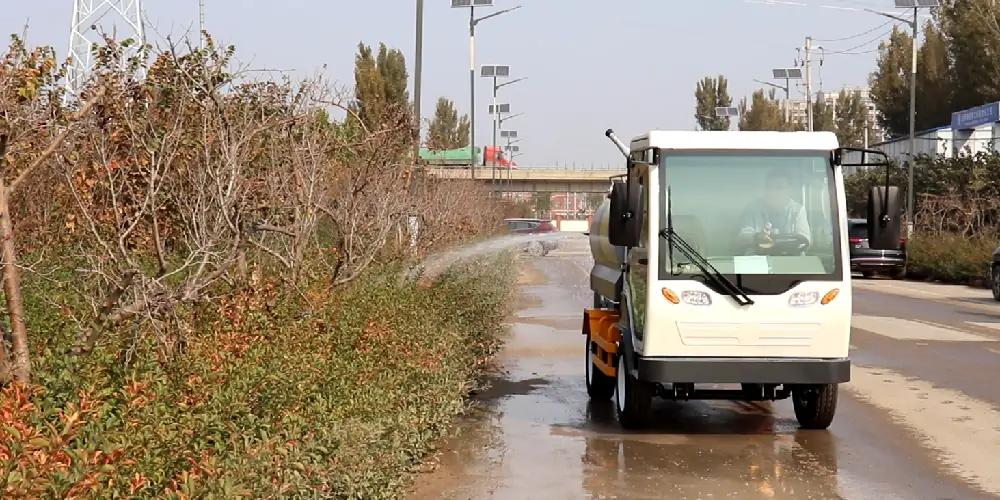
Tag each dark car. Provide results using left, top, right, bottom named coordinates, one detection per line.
left=504, top=218, right=557, bottom=235
left=989, top=247, right=1000, bottom=301
left=848, top=218, right=906, bottom=279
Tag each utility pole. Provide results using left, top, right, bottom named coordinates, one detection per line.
left=907, top=5, right=918, bottom=238
left=412, top=0, right=425, bottom=198
left=199, top=0, right=205, bottom=49
left=866, top=2, right=936, bottom=238
left=66, top=0, right=145, bottom=102
left=805, top=36, right=813, bottom=132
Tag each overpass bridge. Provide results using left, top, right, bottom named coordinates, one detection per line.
left=425, top=166, right=626, bottom=192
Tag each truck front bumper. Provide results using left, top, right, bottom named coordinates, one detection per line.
left=636, top=356, right=850, bottom=385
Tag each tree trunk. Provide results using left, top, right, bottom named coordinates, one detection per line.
left=0, top=180, right=30, bottom=383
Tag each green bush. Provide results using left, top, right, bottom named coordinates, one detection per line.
left=1, top=253, right=516, bottom=499
left=906, top=233, right=998, bottom=285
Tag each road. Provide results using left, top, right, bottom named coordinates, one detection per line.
left=408, top=235, right=1000, bottom=500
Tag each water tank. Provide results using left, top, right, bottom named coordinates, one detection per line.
left=589, top=198, right=625, bottom=301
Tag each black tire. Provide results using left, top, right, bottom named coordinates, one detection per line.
left=615, top=346, right=653, bottom=429
left=992, top=264, right=1000, bottom=302
left=586, top=336, right=616, bottom=401
left=526, top=241, right=545, bottom=257
left=792, top=384, right=838, bottom=430
left=861, top=271, right=875, bottom=279
left=890, top=267, right=906, bottom=280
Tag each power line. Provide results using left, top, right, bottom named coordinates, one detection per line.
left=812, top=18, right=894, bottom=42
left=820, top=19, right=908, bottom=55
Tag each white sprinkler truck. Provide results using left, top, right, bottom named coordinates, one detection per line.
left=583, top=129, right=902, bottom=430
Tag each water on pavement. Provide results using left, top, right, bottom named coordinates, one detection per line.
left=408, top=234, right=1000, bottom=500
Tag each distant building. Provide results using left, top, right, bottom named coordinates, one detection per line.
left=841, top=101, right=1000, bottom=175
left=781, top=86, right=882, bottom=143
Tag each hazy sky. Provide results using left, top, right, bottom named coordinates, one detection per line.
left=4, top=0, right=923, bottom=166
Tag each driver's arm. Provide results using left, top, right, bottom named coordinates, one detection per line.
left=736, top=208, right=762, bottom=246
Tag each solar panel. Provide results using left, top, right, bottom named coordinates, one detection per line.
left=480, top=66, right=495, bottom=77
left=473, top=0, right=494, bottom=5
left=494, top=65, right=511, bottom=77
left=894, top=0, right=917, bottom=7
left=772, top=69, right=788, bottom=79
left=916, top=0, right=939, bottom=6
left=451, top=0, right=472, bottom=7
left=786, top=68, right=803, bottom=79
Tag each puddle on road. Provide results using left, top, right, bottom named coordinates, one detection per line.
left=408, top=246, right=991, bottom=500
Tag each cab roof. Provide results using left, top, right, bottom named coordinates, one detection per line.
left=629, top=130, right=839, bottom=152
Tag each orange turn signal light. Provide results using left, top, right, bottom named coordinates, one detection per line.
left=820, top=288, right=839, bottom=305
left=661, top=288, right=679, bottom=304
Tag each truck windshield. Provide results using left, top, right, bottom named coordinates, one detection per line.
left=658, top=150, right=843, bottom=294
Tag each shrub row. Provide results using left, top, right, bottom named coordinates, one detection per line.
left=2, top=253, right=517, bottom=499
left=905, top=233, right=998, bottom=286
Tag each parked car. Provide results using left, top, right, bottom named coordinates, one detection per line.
left=504, top=218, right=557, bottom=235
left=989, top=247, right=1000, bottom=301
left=848, top=218, right=906, bottom=279
left=504, top=218, right=558, bottom=257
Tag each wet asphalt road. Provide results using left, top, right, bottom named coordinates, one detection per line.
left=408, top=235, right=1000, bottom=500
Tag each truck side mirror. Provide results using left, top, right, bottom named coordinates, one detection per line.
left=866, top=185, right=903, bottom=250
left=608, top=179, right=642, bottom=247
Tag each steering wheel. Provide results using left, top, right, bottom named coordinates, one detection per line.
left=757, top=233, right=810, bottom=256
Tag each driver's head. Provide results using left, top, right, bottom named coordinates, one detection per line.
left=764, top=169, right=794, bottom=209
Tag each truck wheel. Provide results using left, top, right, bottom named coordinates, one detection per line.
left=586, top=338, right=616, bottom=401
left=792, top=384, right=838, bottom=430
left=615, top=351, right=653, bottom=429
left=861, top=271, right=875, bottom=279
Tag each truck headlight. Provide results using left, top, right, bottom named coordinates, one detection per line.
left=788, top=291, right=819, bottom=307
left=681, top=290, right=711, bottom=305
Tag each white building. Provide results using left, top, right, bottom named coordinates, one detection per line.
left=841, top=101, right=1000, bottom=175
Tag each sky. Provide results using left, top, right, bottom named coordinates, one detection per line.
left=3, top=0, right=925, bottom=167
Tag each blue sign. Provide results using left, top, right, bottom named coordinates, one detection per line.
left=951, top=102, right=1000, bottom=129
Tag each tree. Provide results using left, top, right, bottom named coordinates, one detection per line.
left=812, top=99, right=836, bottom=133
left=915, top=21, right=954, bottom=130
left=834, top=90, right=877, bottom=148
left=352, top=42, right=411, bottom=131
left=426, top=97, right=469, bottom=150
left=869, top=26, right=913, bottom=138
left=941, top=0, right=1000, bottom=109
left=738, top=88, right=800, bottom=131
left=694, top=75, right=733, bottom=131
left=586, top=193, right=605, bottom=212
left=532, top=192, right=552, bottom=216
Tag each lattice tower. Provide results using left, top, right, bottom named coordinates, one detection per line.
left=65, top=0, right=145, bottom=100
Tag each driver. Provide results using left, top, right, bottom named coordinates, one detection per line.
left=736, top=169, right=811, bottom=251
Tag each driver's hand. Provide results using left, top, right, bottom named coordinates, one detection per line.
left=754, top=231, right=772, bottom=243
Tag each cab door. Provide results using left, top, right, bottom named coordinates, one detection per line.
left=626, top=170, right=648, bottom=339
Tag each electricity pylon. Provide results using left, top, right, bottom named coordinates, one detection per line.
left=65, top=0, right=145, bottom=101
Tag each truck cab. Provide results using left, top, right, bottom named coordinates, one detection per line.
left=482, top=145, right=516, bottom=168
left=584, top=129, right=900, bottom=430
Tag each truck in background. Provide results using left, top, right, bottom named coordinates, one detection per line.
left=418, top=145, right=516, bottom=168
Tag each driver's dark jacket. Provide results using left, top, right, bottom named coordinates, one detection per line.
left=737, top=199, right=811, bottom=246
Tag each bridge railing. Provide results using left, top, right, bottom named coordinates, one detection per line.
left=465, top=164, right=624, bottom=171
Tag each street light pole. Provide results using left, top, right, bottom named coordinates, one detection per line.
left=452, top=1, right=522, bottom=181
left=411, top=0, right=425, bottom=197
left=481, top=66, right=522, bottom=190
left=867, top=0, right=938, bottom=237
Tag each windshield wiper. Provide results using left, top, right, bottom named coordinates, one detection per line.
left=660, top=185, right=753, bottom=306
